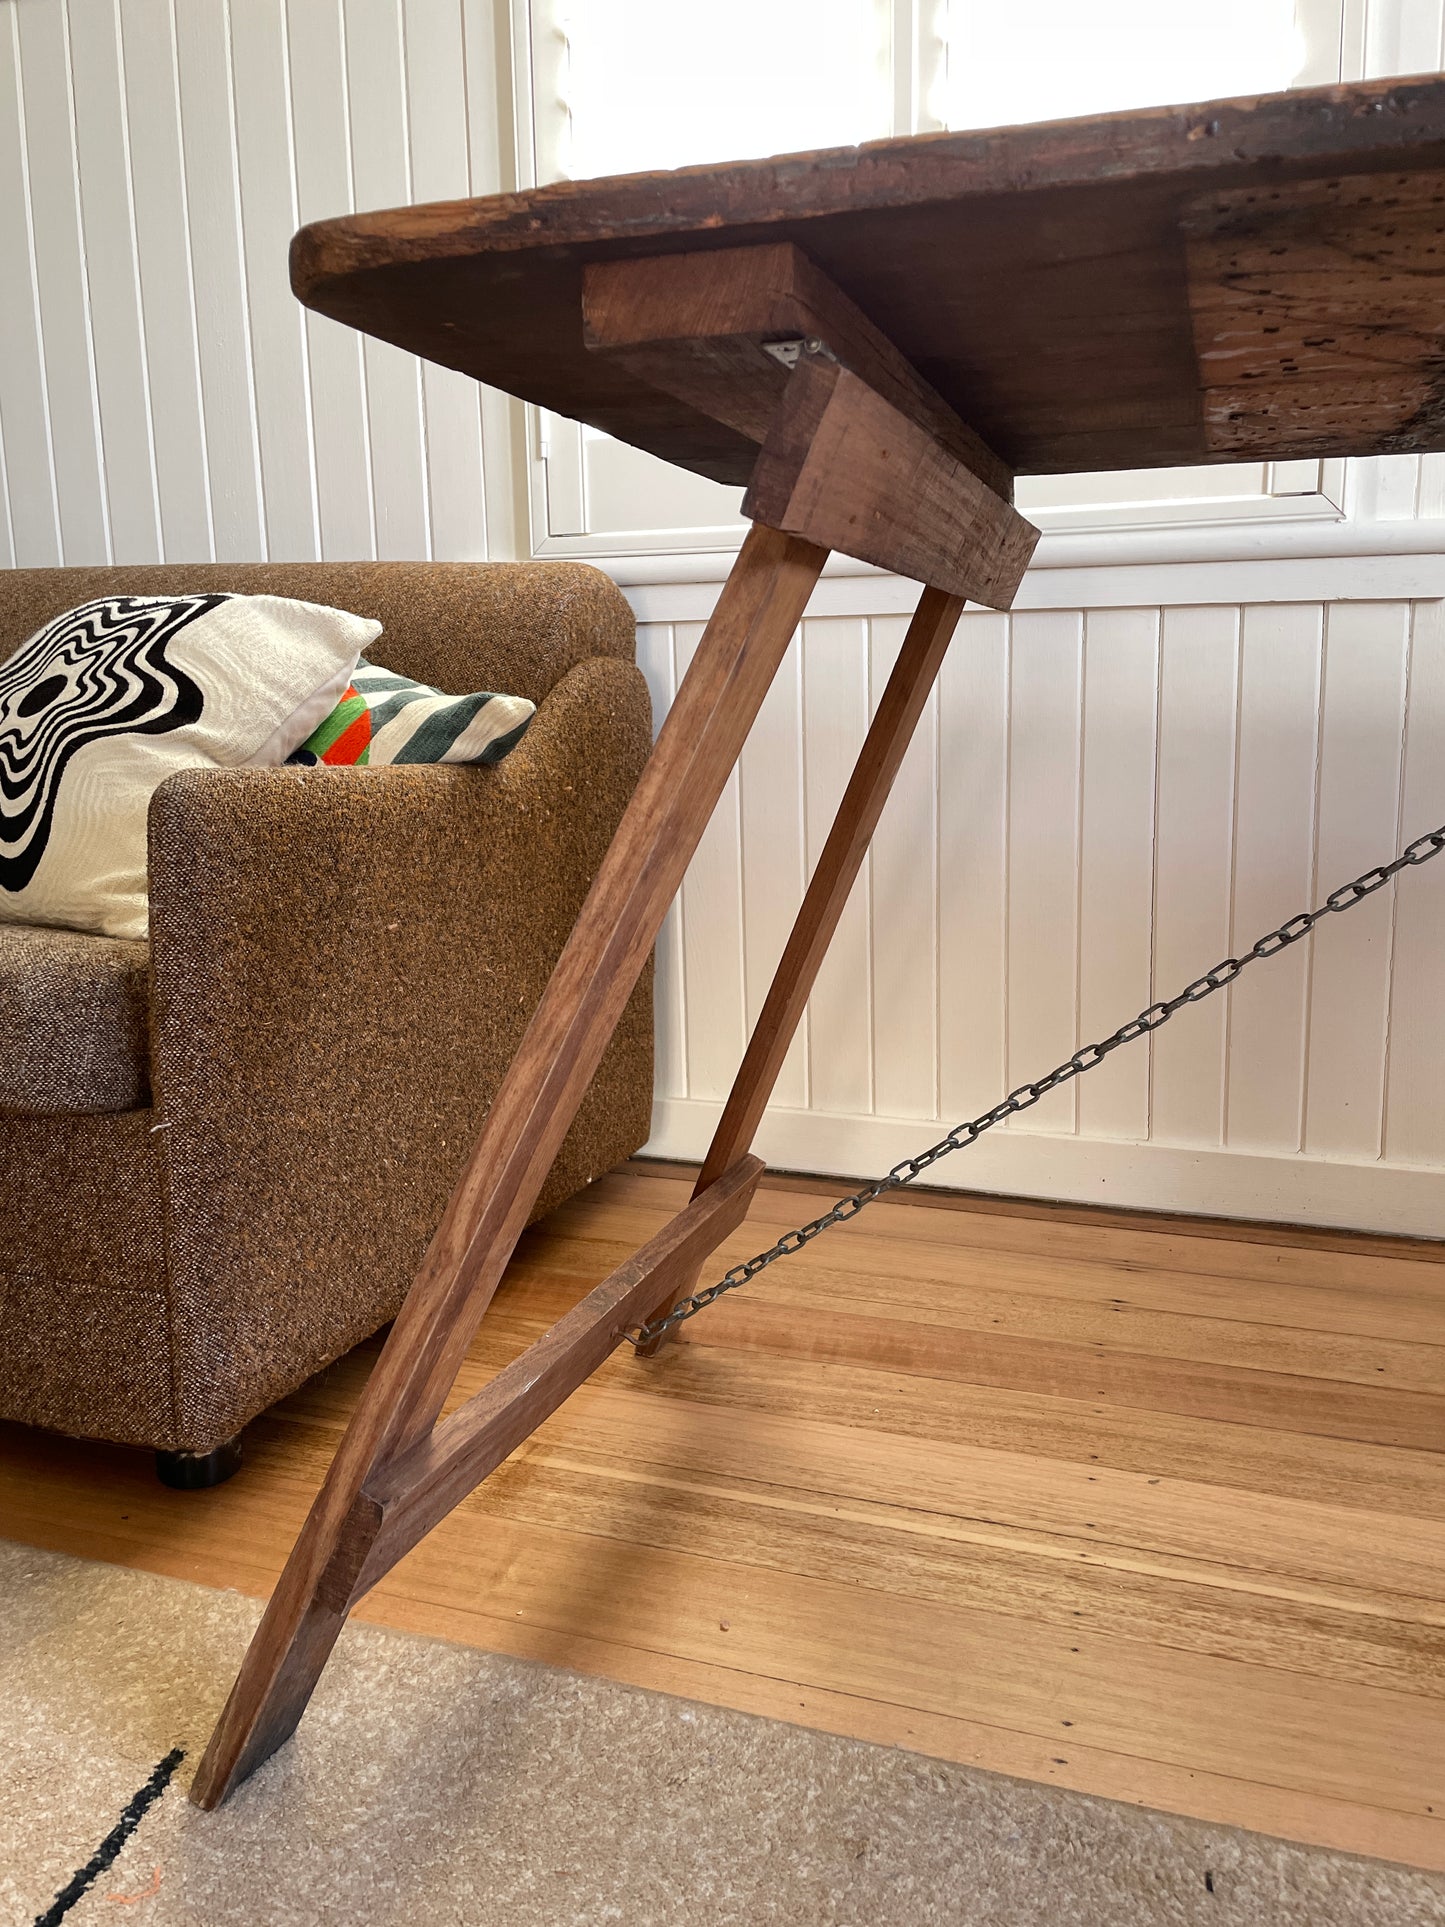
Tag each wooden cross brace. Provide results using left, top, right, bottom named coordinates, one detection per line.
left=190, top=243, right=1039, bottom=1809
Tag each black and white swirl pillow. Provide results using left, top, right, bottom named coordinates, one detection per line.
left=0, top=595, right=220, bottom=893
left=0, top=591, right=381, bottom=940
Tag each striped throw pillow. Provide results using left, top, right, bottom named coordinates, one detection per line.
left=288, top=661, right=534, bottom=768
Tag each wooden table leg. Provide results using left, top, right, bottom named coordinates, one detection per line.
left=636, top=583, right=965, bottom=1353
left=191, top=329, right=1035, bottom=1811
left=189, top=525, right=826, bottom=1809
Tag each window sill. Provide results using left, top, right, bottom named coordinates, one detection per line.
left=571, top=519, right=1445, bottom=612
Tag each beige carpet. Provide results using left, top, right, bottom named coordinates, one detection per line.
left=3, top=1541, right=1443, bottom=1927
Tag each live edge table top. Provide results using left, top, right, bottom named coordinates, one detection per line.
left=290, top=75, right=1445, bottom=487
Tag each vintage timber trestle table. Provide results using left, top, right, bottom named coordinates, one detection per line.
left=193, top=75, right=1445, bottom=1807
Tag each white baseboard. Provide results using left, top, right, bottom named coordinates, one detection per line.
left=644, top=1098, right=1445, bottom=1240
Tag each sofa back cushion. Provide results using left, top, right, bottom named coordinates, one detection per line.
left=0, top=562, right=635, bottom=712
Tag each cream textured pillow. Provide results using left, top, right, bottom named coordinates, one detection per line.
left=0, top=592, right=379, bottom=940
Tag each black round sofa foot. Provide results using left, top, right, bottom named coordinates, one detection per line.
left=155, top=1435, right=244, bottom=1490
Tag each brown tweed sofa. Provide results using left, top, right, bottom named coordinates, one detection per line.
left=0, top=561, right=653, bottom=1484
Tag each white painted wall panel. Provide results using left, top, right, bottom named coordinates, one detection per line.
left=1006, top=610, right=1083, bottom=1134
left=643, top=590, right=1444, bottom=1232
left=1385, top=598, right=1445, bottom=1165
left=343, top=0, right=429, bottom=561
left=937, top=611, right=1009, bottom=1124
left=287, top=0, right=374, bottom=561
left=1077, top=607, right=1157, bottom=1142
left=1, top=0, right=1442, bottom=1231
left=17, top=0, right=109, bottom=564
left=402, top=0, right=490, bottom=563
left=120, top=0, right=215, bottom=563
left=869, top=615, right=939, bottom=1122
left=228, top=0, right=318, bottom=560
left=173, top=0, right=264, bottom=563
left=0, top=0, right=497, bottom=569
left=1225, top=603, right=1321, bottom=1154
left=802, top=617, right=873, bottom=1117
left=68, top=2, right=159, bottom=564
left=635, top=621, right=688, bottom=1102
left=1304, top=600, right=1411, bottom=1160
left=0, top=7, right=58, bottom=566
left=1150, top=606, right=1238, bottom=1149
left=738, top=632, right=809, bottom=1110
left=675, top=619, right=748, bottom=1103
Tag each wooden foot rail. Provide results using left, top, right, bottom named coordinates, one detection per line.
left=351, top=1154, right=765, bottom=1596
left=192, top=241, right=1037, bottom=1810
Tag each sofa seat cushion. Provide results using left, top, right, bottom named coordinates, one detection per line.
left=0, top=923, right=150, bottom=1115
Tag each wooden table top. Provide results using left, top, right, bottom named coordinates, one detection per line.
left=291, top=76, right=1445, bottom=485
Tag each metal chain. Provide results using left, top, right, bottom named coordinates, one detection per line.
left=623, top=820, right=1445, bottom=1350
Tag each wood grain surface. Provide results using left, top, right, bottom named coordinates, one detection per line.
left=581, top=241, right=1014, bottom=494
left=742, top=358, right=1037, bottom=604
left=6, top=1165, right=1444, bottom=1868
left=288, top=76, right=1445, bottom=479
left=1185, top=168, right=1445, bottom=457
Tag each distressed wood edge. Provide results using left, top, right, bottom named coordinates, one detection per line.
left=1180, top=164, right=1445, bottom=459
left=288, top=77, right=1445, bottom=292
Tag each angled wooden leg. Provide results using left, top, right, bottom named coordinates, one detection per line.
left=636, top=582, right=965, bottom=1354
left=189, top=526, right=826, bottom=1809
left=192, top=273, right=1038, bottom=1811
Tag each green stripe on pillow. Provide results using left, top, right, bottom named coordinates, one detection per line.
left=302, top=689, right=369, bottom=758
left=389, top=692, right=495, bottom=763
left=349, top=665, right=417, bottom=736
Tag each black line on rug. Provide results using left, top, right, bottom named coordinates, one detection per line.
left=33, top=1748, right=185, bottom=1927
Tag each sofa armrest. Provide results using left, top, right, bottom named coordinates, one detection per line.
left=143, top=653, right=654, bottom=1443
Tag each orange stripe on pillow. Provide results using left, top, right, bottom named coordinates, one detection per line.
left=321, top=709, right=373, bottom=765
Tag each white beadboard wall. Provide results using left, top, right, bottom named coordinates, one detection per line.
left=0, top=0, right=509, bottom=574
left=638, top=599, right=1445, bottom=1236
left=0, top=0, right=1442, bottom=1232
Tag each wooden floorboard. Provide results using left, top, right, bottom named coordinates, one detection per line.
left=3, top=1163, right=1444, bottom=1868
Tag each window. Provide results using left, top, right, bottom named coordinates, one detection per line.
left=940, top=0, right=1332, bottom=129
left=537, top=0, right=893, bottom=182
left=514, top=0, right=1400, bottom=566
left=522, top=0, right=895, bottom=558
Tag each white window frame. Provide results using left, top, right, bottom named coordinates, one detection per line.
left=503, top=0, right=1443, bottom=579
